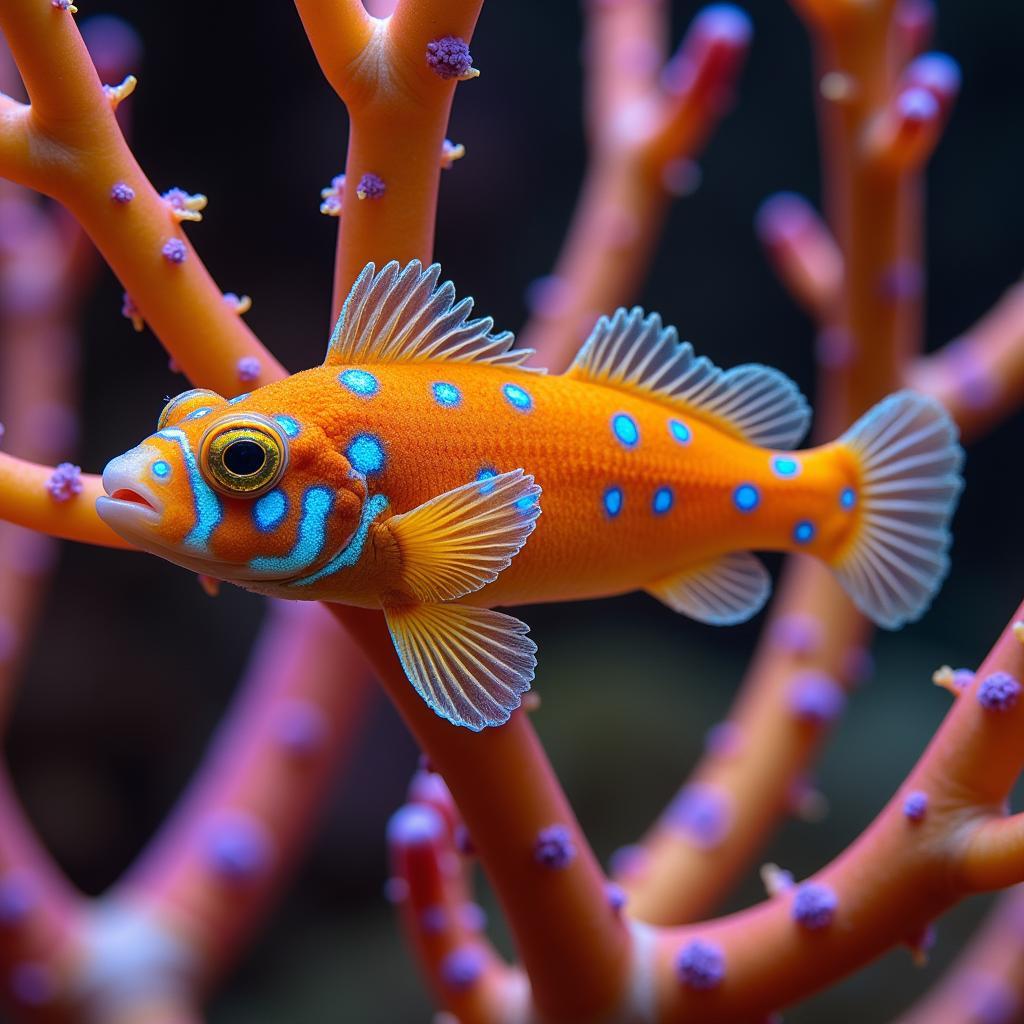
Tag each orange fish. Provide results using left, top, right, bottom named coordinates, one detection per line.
left=97, top=261, right=963, bottom=729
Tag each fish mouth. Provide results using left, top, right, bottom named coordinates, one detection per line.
left=96, top=457, right=164, bottom=534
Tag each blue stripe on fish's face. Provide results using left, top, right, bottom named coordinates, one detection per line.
left=157, top=426, right=223, bottom=550
left=253, top=489, right=288, bottom=532
left=249, top=486, right=334, bottom=576
left=289, top=492, right=389, bottom=588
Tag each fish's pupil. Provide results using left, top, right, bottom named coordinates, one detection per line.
left=223, top=439, right=266, bottom=476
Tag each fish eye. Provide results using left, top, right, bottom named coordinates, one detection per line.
left=199, top=415, right=288, bottom=497
left=158, top=388, right=225, bottom=430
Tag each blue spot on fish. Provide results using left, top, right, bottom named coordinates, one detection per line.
left=502, top=383, right=532, bottom=411
left=432, top=381, right=461, bottom=407
left=733, top=483, right=760, bottom=512
left=477, top=467, right=498, bottom=495
left=152, top=460, right=171, bottom=480
left=612, top=414, right=639, bottom=448
left=669, top=419, right=692, bottom=445
left=347, top=434, right=385, bottom=475
left=603, top=486, right=623, bottom=517
left=274, top=415, right=300, bottom=438
left=653, top=487, right=674, bottom=515
left=840, top=487, right=857, bottom=509
left=250, top=487, right=333, bottom=575
left=290, top=493, right=389, bottom=587
left=772, top=456, right=800, bottom=478
left=793, top=520, right=815, bottom=544
left=228, top=393, right=251, bottom=405
left=185, top=407, right=212, bottom=421
left=253, top=489, right=288, bottom=532
left=339, top=368, right=379, bottom=397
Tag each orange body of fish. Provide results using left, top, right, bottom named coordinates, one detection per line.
left=97, top=261, right=963, bottom=729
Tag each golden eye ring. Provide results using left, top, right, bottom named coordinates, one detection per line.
left=199, top=414, right=289, bottom=497
left=157, top=388, right=225, bottom=431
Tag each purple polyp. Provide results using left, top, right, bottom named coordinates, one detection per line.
left=755, top=192, right=813, bottom=246
left=675, top=939, right=725, bottom=991
left=789, top=672, right=846, bottom=725
left=460, top=902, right=486, bottom=931
left=356, top=173, right=386, bottom=199
left=792, top=882, right=838, bottom=930
left=878, top=261, right=924, bottom=302
left=903, top=791, right=929, bottom=822
left=977, top=672, right=1021, bottom=712
left=161, top=238, right=187, bottom=264
left=952, top=667, right=976, bottom=690
left=609, top=843, right=648, bottom=881
left=665, top=784, right=732, bottom=848
left=533, top=825, right=576, bottom=869
left=605, top=882, right=627, bottom=913
left=770, top=613, right=822, bottom=656
left=0, top=872, right=36, bottom=926
left=205, top=812, right=273, bottom=882
left=407, top=769, right=451, bottom=808
left=440, top=946, right=484, bottom=990
left=425, top=36, right=473, bottom=79
left=704, top=720, right=742, bottom=757
left=46, top=462, right=83, bottom=503
left=387, top=804, right=445, bottom=847
left=909, top=53, right=962, bottom=100
left=10, top=962, right=56, bottom=1006
left=420, top=905, right=447, bottom=934
left=897, top=86, right=939, bottom=123
left=273, top=700, right=328, bottom=757
left=237, top=356, right=261, bottom=383
left=110, top=182, right=135, bottom=203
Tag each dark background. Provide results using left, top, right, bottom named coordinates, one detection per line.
left=5, top=0, right=1024, bottom=1020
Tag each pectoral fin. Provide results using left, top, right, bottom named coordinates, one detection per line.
left=386, top=468, right=540, bottom=604
left=384, top=603, right=536, bottom=731
left=647, top=552, right=771, bottom=625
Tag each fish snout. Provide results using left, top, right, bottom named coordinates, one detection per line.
left=96, top=446, right=167, bottom=534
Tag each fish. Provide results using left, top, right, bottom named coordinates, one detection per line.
left=97, top=260, right=964, bottom=730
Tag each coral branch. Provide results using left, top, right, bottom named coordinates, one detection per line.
left=295, top=0, right=487, bottom=314
left=521, top=2, right=750, bottom=369
left=330, top=606, right=630, bottom=1022
left=0, top=0, right=283, bottom=394
left=910, top=279, right=1024, bottom=443
left=0, top=455, right=130, bottom=549
left=119, top=602, right=373, bottom=985
left=644, top=602, right=1024, bottom=1021
left=756, top=192, right=843, bottom=319
left=387, top=774, right=525, bottom=1022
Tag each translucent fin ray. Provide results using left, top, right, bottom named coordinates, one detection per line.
left=567, top=307, right=811, bottom=448
left=386, top=469, right=541, bottom=604
left=324, top=261, right=542, bottom=370
left=385, top=603, right=536, bottom=731
left=831, top=390, right=963, bottom=629
left=647, top=551, right=772, bottom=625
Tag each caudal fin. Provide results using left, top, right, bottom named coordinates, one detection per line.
left=831, top=390, right=963, bottom=629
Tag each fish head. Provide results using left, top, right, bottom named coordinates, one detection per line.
left=96, top=384, right=368, bottom=586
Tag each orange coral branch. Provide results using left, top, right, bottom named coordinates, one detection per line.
left=644, top=602, right=1024, bottom=1021
left=330, top=605, right=631, bottom=1023
left=295, top=0, right=487, bottom=316
left=521, top=2, right=751, bottom=369
left=0, top=0, right=283, bottom=395
left=909, top=279, right=1024, bottom=444
left=0, top=454, right=130, bottom=550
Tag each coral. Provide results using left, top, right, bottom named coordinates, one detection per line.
left=0, top=0, right=1021, bottom=1021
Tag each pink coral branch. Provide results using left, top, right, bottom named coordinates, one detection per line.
left=522, top=2, right=751, bottom=370
left=118, top=601, right=374, bottom=987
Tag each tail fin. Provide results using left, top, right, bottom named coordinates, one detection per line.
left=831, top=390, right=963, bottom=629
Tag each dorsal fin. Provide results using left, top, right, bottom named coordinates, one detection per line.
left=566, top=307, right=811, bottom=449
left=324, top=260, right=542, bottom=371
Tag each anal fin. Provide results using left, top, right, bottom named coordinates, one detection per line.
left=384, top=603, right=536, bottom=731
left=647, top=552, right=771, bottom=626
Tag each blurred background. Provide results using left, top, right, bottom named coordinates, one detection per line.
left=4, top=0, right=1023, bottom=1020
